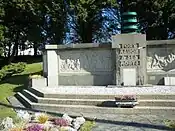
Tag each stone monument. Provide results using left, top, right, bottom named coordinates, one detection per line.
left=112, top=34, right=147, bottom=86
left=112, top=12, right=147, bottom=86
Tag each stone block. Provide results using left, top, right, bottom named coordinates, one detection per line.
left=123, top=68, right=136, bottom=86
left=164, top=77, right=175, bottom=85
left=29, top=78, right=47, bottom=87
left=112, top=34, right=147, bottom=85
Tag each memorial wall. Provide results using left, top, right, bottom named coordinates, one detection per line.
left=147, top=41, right=175, bottom=85
left=43, top=36, right=175, bottom=86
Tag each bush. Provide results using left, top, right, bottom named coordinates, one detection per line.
left=164, top=120, right=175, bottom=129
left=80, top=121, right=96, bottom=131
left=0, top=69, right=6, bottom=80
left=0, top=62, right=26, bottom=81
left=0, top=57, right=6, bottom=69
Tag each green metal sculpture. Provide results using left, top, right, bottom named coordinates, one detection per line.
left=121, top=12, right=139, bottom=34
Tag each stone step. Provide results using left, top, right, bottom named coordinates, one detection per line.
left=16, top=92, right=175, bottom=115
left=22, top=90, right=38, bottom=102
left=22, top=89, right=175, bottom=107
left=28, top=87, right=175, bottom=100
left=16, top=92, right=32, bottom=108
left=138, top=100, right=175, bottom=107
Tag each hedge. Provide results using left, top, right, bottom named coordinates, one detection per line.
left=0, top=62, right=26, bottom=81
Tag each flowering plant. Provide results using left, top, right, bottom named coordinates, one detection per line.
left=35, top=113, right=49, bottom=124
left=0, top=113, right=89, bottom=131
left=54, top=118, right=69, bottom=126
left=26, top=124, right=44, bottom=131
left=115, top=95, right=137, bottom=101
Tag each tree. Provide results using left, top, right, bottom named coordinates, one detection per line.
left=121, top=0, right=175, bottom=40
left=27, top=0, right=67, bottom=55
left=0, top=0, right=67, bottom=59
left=0, top=0, right=5, bottom=56
left=67, top=0, right=119, bottom=43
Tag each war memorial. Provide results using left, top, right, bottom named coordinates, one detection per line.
left=16, top=12, right=175, bottom=120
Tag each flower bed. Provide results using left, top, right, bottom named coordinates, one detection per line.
left=0, top=111, right=95, bottom=131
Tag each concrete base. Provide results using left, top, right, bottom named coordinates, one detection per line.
left=164, top=77, right=175, bottom=85
left=29, top=78, right=47, bottom=87
left=58, top=73, right=113, bottom=86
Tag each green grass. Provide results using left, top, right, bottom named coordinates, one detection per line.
left=0, top=62, right=42, bottom=118
left=80, top=121, right=96, bottom=131
left=164, top=120, right=175, bottom=129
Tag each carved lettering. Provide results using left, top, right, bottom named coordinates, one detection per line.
left=120, top=43, right=139, bottom=48
left=119, top=43, right=140, bottom=67
left=120, top=60, right=140, bottom=66
left=120, top=49, right=138, bottom=54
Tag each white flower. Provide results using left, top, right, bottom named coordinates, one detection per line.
left=1, top=117, right=14, bottom=129
left=62, top=114, right=73, bottom=125
left=74, top=116, right=85, bottom=125
left=16, top=110, right=31, bottom=121
left=72, top=121, right=80, bottom=130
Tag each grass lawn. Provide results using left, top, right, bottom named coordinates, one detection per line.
left=0, top=62, right=42, bottom=118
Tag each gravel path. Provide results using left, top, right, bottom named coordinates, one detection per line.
left=34, top=86, right=175, bottom=95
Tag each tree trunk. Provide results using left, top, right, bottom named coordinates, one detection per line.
left=15, top=44, right=18, bottom=56
left=34, top=42, right=38, bottom=56
left=8, top=45, right=11, bottom=58
left=161, top=8, right=169, bottom=40
left=80, top=21, right=93, bottom=43
left=8, top=42, right=18, bottom=64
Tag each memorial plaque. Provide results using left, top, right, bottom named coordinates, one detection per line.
left=119, top=43, right=140, bottom=67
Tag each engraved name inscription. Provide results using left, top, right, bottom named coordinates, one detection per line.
left=119, top=43, right=140, bottom=67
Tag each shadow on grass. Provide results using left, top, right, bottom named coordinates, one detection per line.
left=0, top=71, right=42, bottom=93
left=13, top=55, right=42, bottom=64
left=94, top=119, right=173, bottom=131
left=0, top=55, right=42, bottom=66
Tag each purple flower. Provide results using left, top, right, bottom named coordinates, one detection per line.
left=115, top=95, right=137, bottom=101
left=26, top=124, right=44, bottom=131
left=54, top=118, right=69, bottom=126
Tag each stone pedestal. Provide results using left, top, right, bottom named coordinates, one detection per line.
left=46, top=50, right=59, bottom=87
left=28, top=77, right=47, bottom=87
left=112, top=34, right=147, bottom=86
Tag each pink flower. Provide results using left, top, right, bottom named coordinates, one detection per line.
left=54, top=118, right=69, bottom=126
left=26, top=124, right=44, bottom=131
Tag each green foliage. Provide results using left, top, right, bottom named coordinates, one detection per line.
left=164, top=120, right=175, bottom=129
left=122, top=0, right=175, bottom=40
left=0, top=0, right=174, bottom=58
left=0, top=69, right=5, bottom=80
left=0, top=0, right=68, bottom=59
left=68, top=0, right=119, bottom=43
left=0, top=62, right=26, bottom=81
left=0, top=61, right=41, bottom=118
left=80, top=121, right=96, bottom=131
